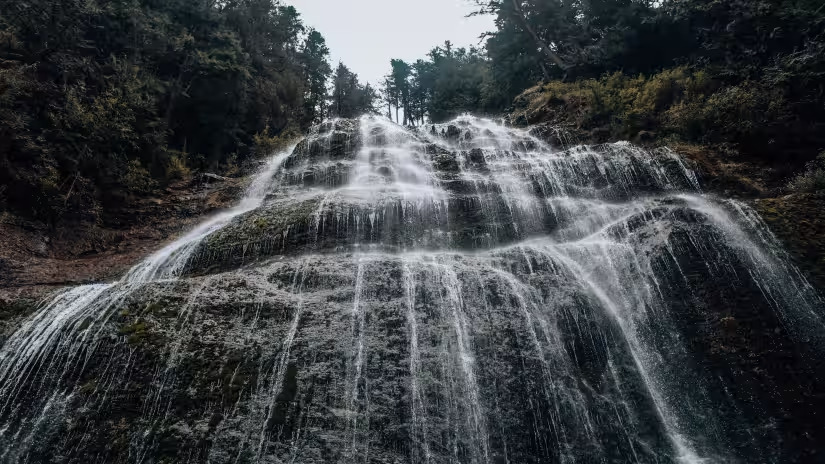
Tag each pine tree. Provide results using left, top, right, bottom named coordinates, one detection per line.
left=390, top=59, right=412, bottom=125
left=329, top=63, right=377, bottom=118
left=300, top=29, right=332, bottom=124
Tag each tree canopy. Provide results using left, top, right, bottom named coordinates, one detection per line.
left=382, top=0, right=825, bottom=131
left=0, top=0, right=375, bottom=223
left=3, top=0, right=825, bottom=224
left=329, top=62, right=379, bottom=119
left=381, top=42, right=503, bottom=125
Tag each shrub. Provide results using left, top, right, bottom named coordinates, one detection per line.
left=166, top=153, right=191, bottom=181
left=787, top=167, right=825, bottom=194
left=253, top=126, right=300, bottom=157
left=121, top=160, right=156, bottom=195
left=223, top=153, right=241, bottom=178
left=528, top=67, right=720, bottom=138
left=788, top=154, right=825, bottom=193
left=519, top=65, right=819, bottom=163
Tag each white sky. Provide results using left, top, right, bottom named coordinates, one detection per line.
left=286, top=0, right=495, bottom=86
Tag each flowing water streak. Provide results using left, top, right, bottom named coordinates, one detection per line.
left=490, top=267, right=583, bottom=452
left=477, top=186, right=823, bottom=463
left=681, top=195, right=824, bottom=334
left=0, top=283, right=114, bottom=459
left=144, top=278, right=215, bottom=420
left=129, top=277, right=221, bottom=463
left=126, top=149, right=292, bottom=283
left=346, top=259, right=368, bottom=460
left=431, top=259, right=489, bottom=463
left=446, top=265, right=489, bottom=464
left=1, top=114, right=823, bottom=463
left=542, top=245, right=707, bottom=463
left=402, top=260, right=431, bottom=464
left=255, top=262, right=308, bottom=461
left=0, top=148, right=292, bottom=454
left=0, top=285, right=109, bottom=413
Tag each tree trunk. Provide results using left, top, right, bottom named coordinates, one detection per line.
left=510, top=0, right=568, bottom=70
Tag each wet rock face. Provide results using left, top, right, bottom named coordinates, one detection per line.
left=445, top=124, right=462, bottom=141
left=190, top=122, right=701, bottom=273
left=0, top=115, right=823, bottom=463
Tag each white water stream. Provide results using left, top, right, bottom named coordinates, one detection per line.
left=0, top=116, right=821, bottom=463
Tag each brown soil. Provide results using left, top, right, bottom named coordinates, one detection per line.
left=0, top=174, right=246, bottom=304
left=756, top=193, right=825, bottom=291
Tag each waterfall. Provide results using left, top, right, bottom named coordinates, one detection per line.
left=0, top=149, right=291, bottom=462
left=0, top=116, right=821, bottom=463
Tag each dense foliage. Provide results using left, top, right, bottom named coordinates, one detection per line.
left=0, top=0, right=377, bottom=224
left=381, top=42, right=505, bottom=125
left=385, top=0, right=825, bottom=166
left=329, top=62, right=379, bottom=119
left=3, top=0, right=825, bottom=226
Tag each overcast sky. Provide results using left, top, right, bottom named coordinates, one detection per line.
left=286, top=0, right=495, bottom=86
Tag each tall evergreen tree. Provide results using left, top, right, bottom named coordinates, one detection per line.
left=385, top=42, right=499, bottom=123
left=390, top=59, right=412, bottom=124
left=300, top=28, right=332, bottom=124
left=329, top=62, right=378, bottom=118
left=381, top=77, right=397, bottom=122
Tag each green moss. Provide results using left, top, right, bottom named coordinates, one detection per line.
left=756, top=194, right=825, bottom=291
left=119, top=320, right=147, bottom=335
left=119, top=319, right=152, bottom=346
left=78, top=379, right=98, bottom=395
left=0, top=298, right=38, bottom=322
left=76, top=317, right=92, bottom=332
left=145, top=301, right=165, bottom=314
left=203, top=198, right=319, bottom=251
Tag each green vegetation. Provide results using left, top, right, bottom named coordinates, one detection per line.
left=384, top=0, right=825, bottom=166
left=3, top=0, right=824, bottom=229
left=511, top=65, right=822, bottom=161
left=329, top=62, right=379, bottom=118
left=788, top=155, right=825, bottom=194
left=119, top=319, right=150, bottom=345
left=0, top=0, right=375, bottom=226
left=381, top=43, right=502, bottom=124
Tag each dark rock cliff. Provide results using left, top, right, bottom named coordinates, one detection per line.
left=0, top=116, right=822, bottom=463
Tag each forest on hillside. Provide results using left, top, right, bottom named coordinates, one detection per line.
left=1, top=0, right=825, bottom=227
left=0, top=0, right=376, bottom=225
left=382, top=0, right=825, bottom=164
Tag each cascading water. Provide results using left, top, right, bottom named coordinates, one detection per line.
left=0, top=115, right=822, bottom=463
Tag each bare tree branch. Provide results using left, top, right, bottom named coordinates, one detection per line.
left=509, top=0, right=568, bottom=70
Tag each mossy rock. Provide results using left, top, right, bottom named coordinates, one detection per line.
left=119, top=318, right=166, bottom=347
left=756, top=193, right=825, bottom=291
left=0, top=298, right=39, bottom=323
